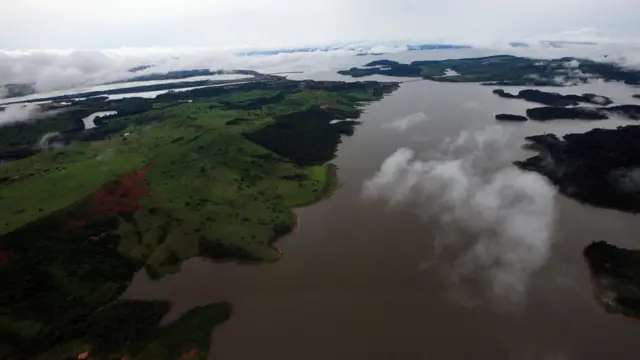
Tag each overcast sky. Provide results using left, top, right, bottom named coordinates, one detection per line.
left=2, top=0, right=640, bottom=50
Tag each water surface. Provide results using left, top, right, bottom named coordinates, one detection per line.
left=82, top=111, right=117, bottom=129
left=123, top=79, right=640, bottom=360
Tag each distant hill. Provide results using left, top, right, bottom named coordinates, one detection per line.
left=239, top=43, right=471, bottom=57
left=127, top=64, right=154, bottom=73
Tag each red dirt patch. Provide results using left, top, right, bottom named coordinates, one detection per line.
left=71, top=166, right=152, bottom=228
left=180, top=348, right=198, bottom=360
left=0, top=250, right=14, bottom=266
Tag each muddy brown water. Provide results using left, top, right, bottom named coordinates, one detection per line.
left=123, top=79, right=640, bottom=360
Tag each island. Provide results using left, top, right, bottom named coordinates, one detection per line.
left=514, top=125, right=640, bottom=213
left=584, top=241, right=640, bottom=320
left=525, top=105, right=640, bottom=121
left=495, top=114, right=528, bottom=121
left=0, top=78, right=399, bottom=359
left=338, top=55, right=640, bottom=86
left=492, top=89, right=613, bottom=107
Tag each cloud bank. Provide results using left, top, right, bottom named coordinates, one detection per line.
left=3, top=33, right=640, bottom=99
left=0, top=104, right=58, bottom=127
left=363, top=126, right=557, bottom=308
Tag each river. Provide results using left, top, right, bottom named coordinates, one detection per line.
left=122, top=78, right=640, bottom=360
left=82, top=111, right=118, bottom=129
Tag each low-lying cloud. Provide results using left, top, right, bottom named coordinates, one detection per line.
left=608, top=167, right=640, bottom=194
left=4, top=36, right=640, bottom=100
left=0, top=51, right=136, bottom=95
left=37, top=132, right=65, bottom=150
left=383, top=112, right=429, bottom=131
left=362, top=125, right=557, bottom=308
left=0, top=104, right=58, bottom=127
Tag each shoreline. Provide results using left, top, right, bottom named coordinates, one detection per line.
left=203, top=163, right=339, bottom=266
left=587, top=267, right=640, bottom=324
left=584, top=244, right=640, bottom=324
left=269, top=162, right=340, bottom=260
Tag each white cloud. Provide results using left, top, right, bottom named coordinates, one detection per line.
left=0, top=104, right=57, bottom=127
left=383, top=112, right=430, bottom=131
left=564, top=59, right=581, bottom=68
left=0, top=46, right=368, bottom=97
left=363, top=126, right=557, bottom=308
left=0, top=50, right=138, bottom=93
left=608, top=167, right=640, bottom=193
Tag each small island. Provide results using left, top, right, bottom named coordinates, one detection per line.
left=584, top=241, right=640, bottom=320
left=525, top=105, right=640, bottom=121
left=495, top=114, right=528, bottom=121
left=338, top=55, right=640, bottom=86
left=525, top=107, right=609, bottom=121
left=0, top=78, right=399, bottom=359
left=515, top=125, right=640, bottom=213
left=492, top=89, right=613, bottom=107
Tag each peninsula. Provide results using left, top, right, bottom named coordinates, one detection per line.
left=0, top=78, right=399, bottom=359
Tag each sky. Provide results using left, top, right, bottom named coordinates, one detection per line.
left=2, top=0, right=640, bottom=50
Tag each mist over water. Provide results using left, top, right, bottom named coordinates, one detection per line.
left=0, top=103, right=58, bottom=127
left=383, top=112, right=430, bottom=131
left=363, top=125, right=557, bottom=308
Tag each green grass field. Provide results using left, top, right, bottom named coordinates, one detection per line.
left=0, top=88, right=356, bottom=268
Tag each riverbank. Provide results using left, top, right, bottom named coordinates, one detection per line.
left=206, top=162, right=339, bottom=265
left=584, top=241, right=640, bottom=321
